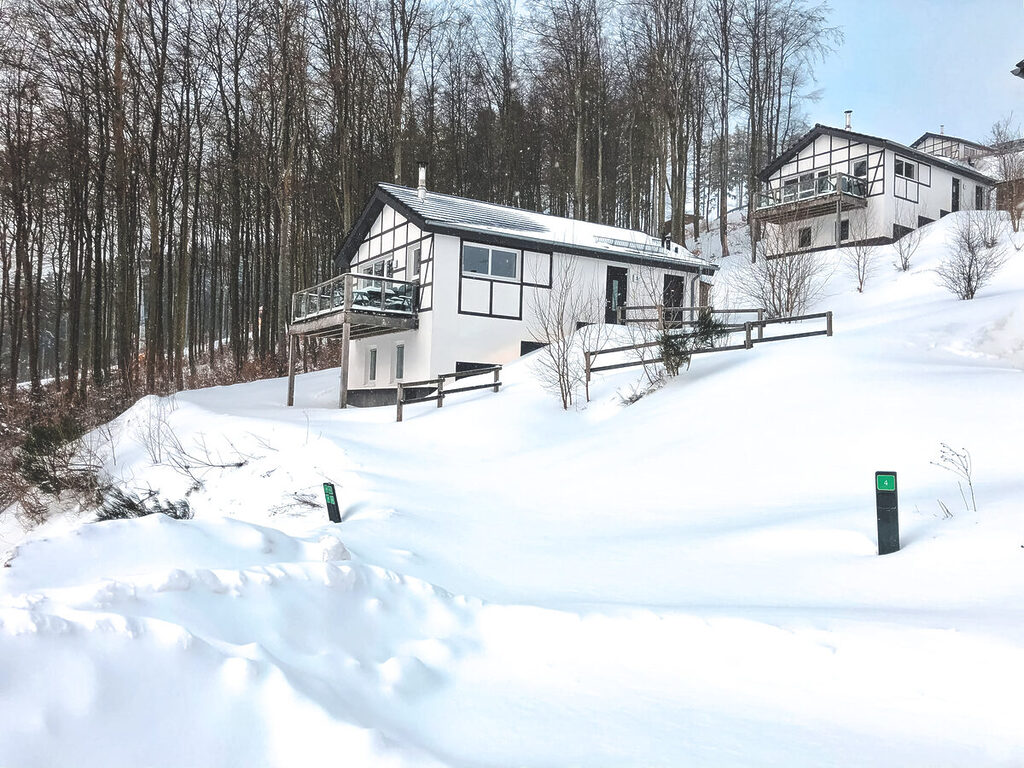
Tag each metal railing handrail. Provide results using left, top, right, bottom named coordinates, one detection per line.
left=291, top=272, right=419, bottom=324
left=758, top=171, right=867, bottom=210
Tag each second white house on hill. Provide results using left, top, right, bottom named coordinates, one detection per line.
left=755, top=118, right=996, bottom=253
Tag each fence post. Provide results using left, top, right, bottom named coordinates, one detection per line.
left=437, top=376, right=444, bottom=408
left=826, top=310, right=833, bottom=337
left=492, top=366, right=500, bottom=393
left=396, top=383, right=404, bottom=422
left=744, top=322, right=753, bottom=349
left=757, top=308, right=764, bottom=340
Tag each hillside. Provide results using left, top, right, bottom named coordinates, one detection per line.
left=2, top=212, right=1024, bottom=767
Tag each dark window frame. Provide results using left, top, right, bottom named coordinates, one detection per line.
left=798, top=227, right=812, bottom=248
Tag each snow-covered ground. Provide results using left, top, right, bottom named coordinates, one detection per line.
left=2, top=212, right=1024, bottom=766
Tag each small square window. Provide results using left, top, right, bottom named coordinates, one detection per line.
left=853, top=159, right=867, bottom=178
left=798, top=227, right=812, bottom=248
left=491, top=249, right=517, bottom=278
left=462, top=244, right=489, bottom=275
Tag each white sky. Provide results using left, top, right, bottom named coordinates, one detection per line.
left=812, top=0, right=1024, bottom=145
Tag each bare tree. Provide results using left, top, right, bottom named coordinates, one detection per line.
left=843, top=211, right=876, bottom=292
left=528, top=254, right=601, bottom=409
left=987, top=116, right=1024, bottom=233
left=732, top=219, right=829, bottom=317
left=936, top=211, right=1007, bottom=300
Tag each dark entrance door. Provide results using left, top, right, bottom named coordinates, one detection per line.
left=952, top=177, right=960, bottom=212
left=663, top=275, right=687, bottom=327
left=605, top=266, right=628, bottom=324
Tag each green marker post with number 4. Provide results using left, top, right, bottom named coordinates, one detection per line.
left=875, top=471, right=899, bottom=554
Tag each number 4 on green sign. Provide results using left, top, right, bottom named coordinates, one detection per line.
left=876, top=474, right=896, bottom=492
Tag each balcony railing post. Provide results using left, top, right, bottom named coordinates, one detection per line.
left=343, top=272, right=353, bottom=313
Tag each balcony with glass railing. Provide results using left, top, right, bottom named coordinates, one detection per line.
left=290, top=272, right=419, bottom=338
left=755, top=172, right=868, bottom=223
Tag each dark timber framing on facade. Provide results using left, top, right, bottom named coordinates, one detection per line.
left=759, top=124, right=997, bottom=187
left=288, top=182, right=716, bottom=408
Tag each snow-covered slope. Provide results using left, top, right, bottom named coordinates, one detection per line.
left=2, top=213, right=1024, bottom=766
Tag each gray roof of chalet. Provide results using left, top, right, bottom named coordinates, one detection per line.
left=758, top=124, right=997, bottom=185
left=334, top=183, right=717, bottom=275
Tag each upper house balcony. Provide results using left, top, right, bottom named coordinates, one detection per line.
left=754, top=172, right=868, bottom=225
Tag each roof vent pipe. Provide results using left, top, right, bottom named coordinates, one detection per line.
left=940, top=124, right=945, bottom=135
left=844, top=109, right=852, bottom=130
left=417, top=161, right=427, bottom=201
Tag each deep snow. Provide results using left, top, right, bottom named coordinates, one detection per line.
left=2, top=212, right=1024, bottom=766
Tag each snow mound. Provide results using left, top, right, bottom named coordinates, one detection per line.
left=3, top=211, right=1024, bottom=766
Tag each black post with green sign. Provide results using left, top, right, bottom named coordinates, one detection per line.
left=875, top=471, right=899, bottom=555
left=323, top=482, right=341, bottom=524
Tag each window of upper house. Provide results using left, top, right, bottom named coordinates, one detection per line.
left=839, top=219, right=850, bottom=241
left=798, top=227, right=812, bottom=248
left=782, top=177, right=798, bottom=202
left=462, top=243, right=518, bottom=280
left=975, top=186, right=984, bottom=209
left=853, top=159, right=867, bottom=178
left=895, top=158, right=916, bottom=180
left=798, top=173, right=815, bottom=199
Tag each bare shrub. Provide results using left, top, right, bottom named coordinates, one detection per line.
left=936, top=212, right=1007, bottom=300
left=893, top=201, right=924, bottom=271
left=528, top=255, right=604, bottom=409
left=931, top=443, right=976, bottom=513
left=733, top=220, right=829, bottom=317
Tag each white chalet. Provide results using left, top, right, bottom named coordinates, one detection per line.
left=755, top=121, right=996, bottom=252
left=287, top=177, right=717, bottom=407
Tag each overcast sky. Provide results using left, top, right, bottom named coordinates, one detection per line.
left=810, top=0, right=1024, bottom=145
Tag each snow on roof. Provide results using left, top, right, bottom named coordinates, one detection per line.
left=378, top=183, right=714, bottom=272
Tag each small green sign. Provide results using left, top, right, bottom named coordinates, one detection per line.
left=876, top=474, right=896, bottom=492
left=323, top=483, right=336, bottom=504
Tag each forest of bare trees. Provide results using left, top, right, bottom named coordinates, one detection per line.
left=0, top=0, right=839, bottom=402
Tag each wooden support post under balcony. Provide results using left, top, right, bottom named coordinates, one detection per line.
left=286, top=332, right=298, bottom=406
left=338, top=274, right=353, bottom=409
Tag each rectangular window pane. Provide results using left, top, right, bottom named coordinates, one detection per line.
left=799, top=228, right=811, bottom=248
left=395, top=345, right=404, bottom=379
left=905, top=163, right=915, bottom=180
left=895, top=159, right=903, bottom=176
left=462, top=244, right=489, bottom=275
left=369, top=349, right=377, bottom=381
left=853, top=160, right=867, bottom=177
left=491, top=249, right=517, bottom=278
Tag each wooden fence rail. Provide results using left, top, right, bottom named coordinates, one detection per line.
left=585, top=309, right=833, bottom=381
left=396, top=365, right=502, bottom=421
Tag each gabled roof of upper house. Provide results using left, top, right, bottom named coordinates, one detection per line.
left=909, top=131, right=991, bottom=154
left=334, top=183, right=717, bottom=275
left=758, top=124, right=997, bottom=185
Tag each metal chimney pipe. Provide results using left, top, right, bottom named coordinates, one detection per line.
left=844, top=110, right=852, bottom=130
left=940, top=124, right=945, bottom=135
left=417, top=161, right=427, bottom=201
